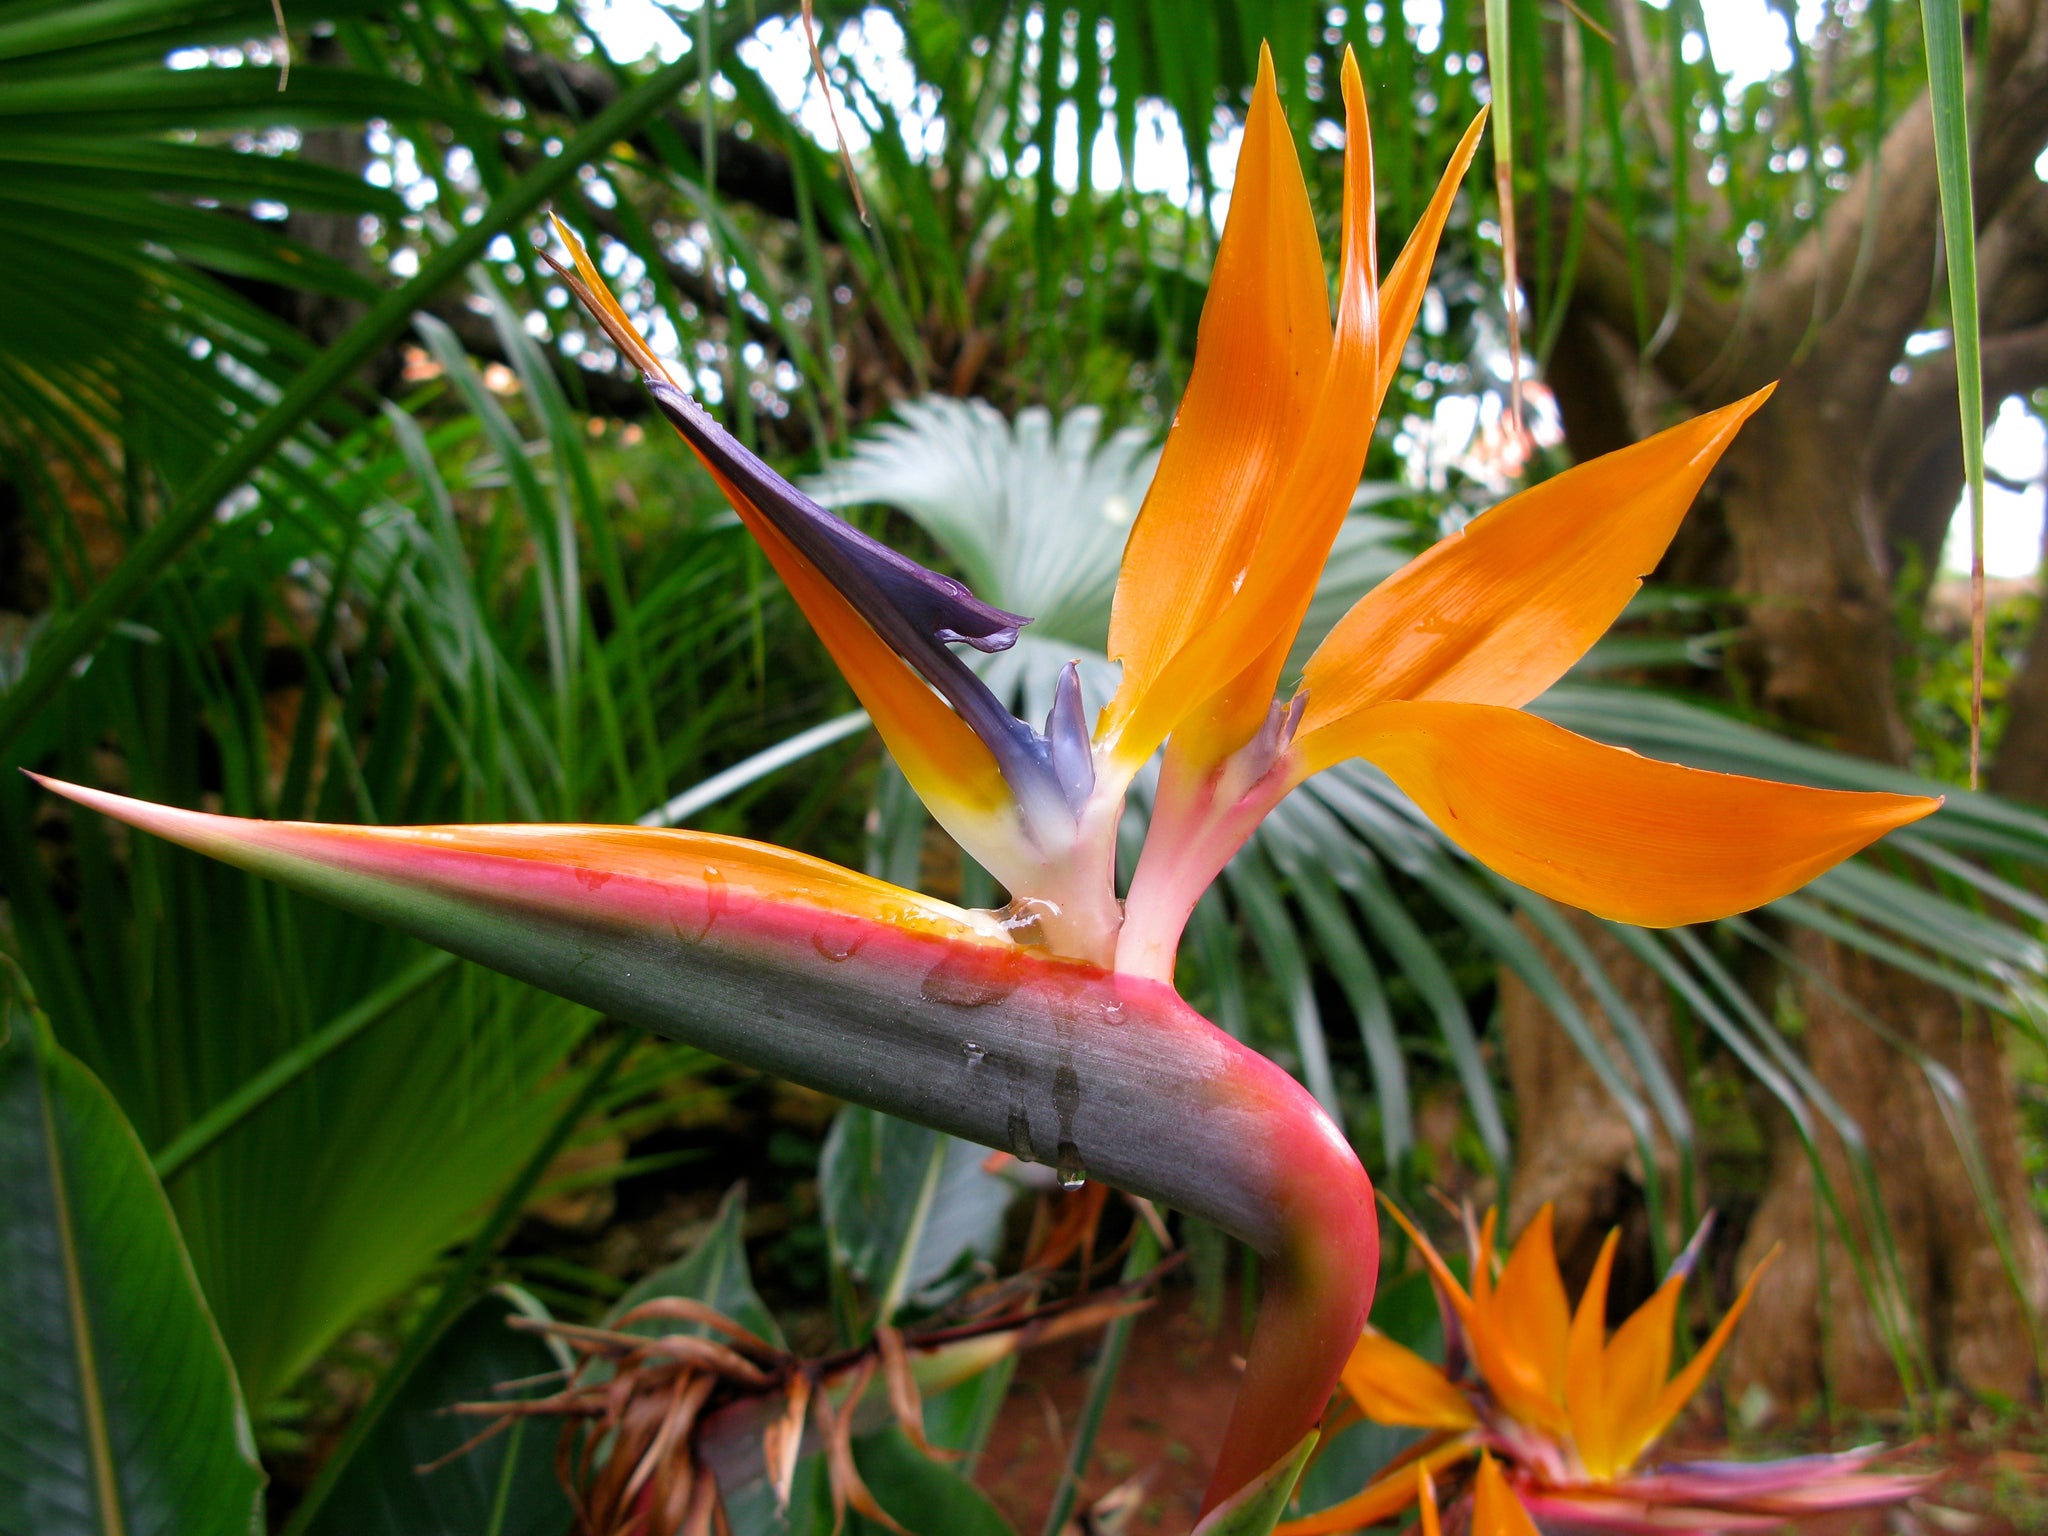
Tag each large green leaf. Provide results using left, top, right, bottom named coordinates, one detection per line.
left=820, top=1105, right=1018, bottom=1325
left=610, top=1183, right=783, bottom=1347
left=305, top=1286, right=573, bottom=1536
left=725, top=1428, right=1020, bottom=1536
left=0, top=964, right=263, bottom=1536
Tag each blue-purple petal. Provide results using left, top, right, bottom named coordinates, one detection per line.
left=647, top=379, right=1071, bottom=826
left=1046, top=662, right=1096, bottom=811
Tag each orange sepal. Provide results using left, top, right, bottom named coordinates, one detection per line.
left=1594, top=1266, right=1686, bottom=1476
left=710, top=467, right=1013, bottom=837
left=1272, top=1435, right=1477, bottom=1536
left=547, top=213, right=674, bottom=383
left=1377, top=110, right=1487, bottom=394
left=1292, top=701, right=1941, bottom=927
left=1298, top=389, right=1773, bottom=733
left=1341, top=1330, right=1477, bottom=1430
left=1475, top=1206, right=1571, bottom=1431
left=1473, top=1454, right=1543, bottom=1536
left=1566, top=1229, right=1621, bottom=1475
left=1102, top=44, right=1328, bottom=736
left=1105, top=51, right=1383, bottom=774
left=1382, top=1199, right=1475, bottom=1324
left=547, top=217, right=1017, bottom=853
left=1613, top=1246, right=1780, bottom=1469
left=1161, top=47, right=1380, bottom=770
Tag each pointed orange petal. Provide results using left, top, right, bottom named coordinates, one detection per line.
left=1473, top=1454, right=1543, bottom=1536
left=1488, top=1205, right=1572, bottom=1408
left=1156, top=48, right=1379, bottom=771
left=1167, top=103, right=1487, bottom=776
left=1292, top=702, right=1941, bottom=926
left=1341, top=1330, right=1478, bottom=1430
left=1566, top=1229, right=1620, bottom=1476
left=1377, top=111, right=1487, bottom=396
left=1102, top=44, right=1328, bottom=748
left=1105, top=51, right=1379, bottom=773
left=1617, top=1247, right=1781, bottom=1469
left=549, top=216, right=1020, bottom=863
left=1418, top=1466, right=1444, bottom=1536
left=1272, top=1437, right=1476, bottom=1536
left=1383, top=1200, right=1474, bottom=1323
left=720, top=474, right=1014, bottom=836
left=1299, top=390, right=1774, bottom=735
left=1462, top=1206, right=1569, bottom=1432
left=1595, top=1267, right=1685, bottom=1475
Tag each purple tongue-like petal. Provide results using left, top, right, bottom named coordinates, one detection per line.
left=648, top=381, right=1028, bottom=651
left=647, top=380, right=1068, bottom=825
left=1046, top=663, right=1096, bottom=811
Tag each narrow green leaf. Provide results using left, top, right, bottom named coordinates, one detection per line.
left=151, top=951, right=455, bottom=1182
left=280, top=1031, right=636, bottom=1536
left=1920, top=0, right=1988, bottom=782
left=0, top=44, right=708, bottom=757
left=820, top=1107, right=1016, bottom=1327
left=0, top=962, right=264, bottom=1536
left=853, top=1428, right=1020, bottom=1536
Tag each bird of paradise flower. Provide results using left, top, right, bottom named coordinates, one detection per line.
left=1279, top=1205, right=1926, bottom=1534
left=32, top=45, right=1937, bottom=1524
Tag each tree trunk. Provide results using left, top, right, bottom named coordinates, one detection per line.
left=1724, top=931, right=2048, bottom=1410
left=1500, top=912, right=1686, bottom=1314
left=1533, top=0, right=2048, bottom=1406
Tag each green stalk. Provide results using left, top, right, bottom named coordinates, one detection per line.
left=0, top=49, right=706, bottom=757
left=1484, top=0, right=1525, bottom=429
left=1039, top=1218, right=1162, bottom=1536
left=1920, top=0, right=1986, bottom=784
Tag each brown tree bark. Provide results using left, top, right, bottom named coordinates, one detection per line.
left=1536, top=0, right=2048, bottom=1408
left=1500, top=912, right=1687, bottom=1313
left=1722, top=932, right=2048, bottom=1409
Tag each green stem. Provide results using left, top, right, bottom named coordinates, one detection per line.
left=0, top=49, right=705, bottom=759
left=1039, top=1217, right=1162, bottom=1536
left=280, top=1029, right=635, bottom=1536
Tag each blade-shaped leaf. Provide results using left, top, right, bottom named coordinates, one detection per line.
left=821, top=1107, right=1018, bottom=1324
left=611, top=1183, right=784, bottom=1348
left=1191, top=1432, right=1318, bottom=1536
left=0, top=963, right=264, bottom=1536
left=305, top=1287, right=573, bottom=1536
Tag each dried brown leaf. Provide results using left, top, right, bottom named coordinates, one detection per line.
left=876, top=1324, right=957, bottom=1461
left=762, top=1371, right=813, bottom=1511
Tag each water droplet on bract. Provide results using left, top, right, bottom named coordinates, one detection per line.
left=810, top=916, right=867, bottom=963
left=962, top=1041, right=986, bottom=1068
left=1101, top=997, right=1127, bottom=1025
left=699, top=867, right=727, bottom=930
left=1055, top=1141, right=1087, bottom=1190
left=920, top=950, right=1022, bottom=1008
left=1007, top=1107, right=1036, bottom=1163
left=995, top=896, right=1061, bottom=947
